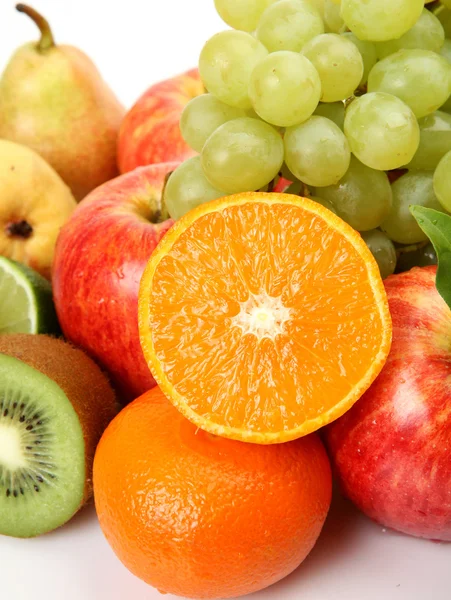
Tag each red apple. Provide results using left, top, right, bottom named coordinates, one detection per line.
left=117, top=69, right=204, bottom=174
left=274, top=177, right=292, bottom=193
left=324, top=266, right=451, bottom=541
left=52, top=163, right=177, bottom=402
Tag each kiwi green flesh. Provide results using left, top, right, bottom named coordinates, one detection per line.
left=0, top=353, right=85, bottom=538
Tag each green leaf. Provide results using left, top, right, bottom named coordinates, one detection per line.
left=410, top=205, right=451, bottom=310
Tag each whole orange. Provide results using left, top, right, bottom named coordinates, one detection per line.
left=93, top=387, right=332, bottom=599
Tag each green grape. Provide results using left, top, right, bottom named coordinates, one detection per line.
left=360, top=230, right=397, bottom=280
left=280, top=162, right=297, bottom=181
left=284, top=182, right=338, bottom=213
left=246, top=107, right=261, bottom=119
left=439, top=40, right=451, bottom=113
left=201, top=117, right=284, bottom=193
left=214, top=0, right=278, bottom=32
left=313, top=102, right=345, bottom=129
left=442, top=0, right=451, bottom=9
left=285, top=180, right=303, bottom=195
left=436, top=6, right=451, bottom=38
left=344, top=92, right=420, bottom=171
left=307, top=0, right=325, bottom=10
left=441, top=38, right=451, bottom=62
left=310, top=195, right=338, bottom=214
left=303, top=34, right=364, bottom=102
left=375, top=9, right=445, bottom=60
left=284, top=116, right=351, bottom=187
left=323, top=0, right=345, bottom=33
left=396, top=243, right=437, bottom=273
left=199, top=31, right=268, bottom=109
left=341, top=33, right=378, bottom=86
left=256, top=0, right=325, bottom=53
left=341, top=0, right=424, bottom=42
left=164, top=157, right=226, bottom=220
left=406, top=111, right=451, bottom=171
left=180, top=94, right=246, bottom=153
left=381, top=171, right=446, bottom=244
left=245, top=108, right=284, bottom=130
left=367, top=49, right=451, bottom=119
left=433, top=149, right=451, bottom=211
left=318, top=156, right=393, bottom=231
left=248, top=51, right=321, bottom=127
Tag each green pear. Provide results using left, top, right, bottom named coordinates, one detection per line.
left=0, top=5, right=126, bottom=201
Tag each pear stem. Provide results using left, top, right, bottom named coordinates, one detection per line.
left=16, top=4, right=55, bottom=52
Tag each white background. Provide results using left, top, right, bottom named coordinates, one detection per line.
left=0, top=1, right=450, bottom=599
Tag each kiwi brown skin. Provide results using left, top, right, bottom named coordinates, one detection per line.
left=0, top=334, right=117, bottom=507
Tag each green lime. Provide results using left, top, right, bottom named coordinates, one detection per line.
left=0, top=256, right=60, bottom=334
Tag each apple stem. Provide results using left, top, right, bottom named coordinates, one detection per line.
left=16, top=4, right=55, bottom=52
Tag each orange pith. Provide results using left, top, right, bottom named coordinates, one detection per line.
left=139, top=192, right=392, bottom=443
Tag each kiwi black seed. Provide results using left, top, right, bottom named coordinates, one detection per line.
left=0, top=334, right=117, bottom=538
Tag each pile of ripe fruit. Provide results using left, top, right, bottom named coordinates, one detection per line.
left=165, top=0, right=451, bottom=282
left=0, top=1, right=451, bottom=600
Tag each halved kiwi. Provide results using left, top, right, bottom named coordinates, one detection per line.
left=0, top=334, right=117, bottom=538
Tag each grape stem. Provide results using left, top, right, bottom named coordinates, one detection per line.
left=344, top=96, right=357, bottom=110
left=431, top=2, right=445, bottom=17
left=301, top=183, right=311, bottom=198
left=395, top=240, right=429, bottom=259
left=356, top=84, right=367, bottom=96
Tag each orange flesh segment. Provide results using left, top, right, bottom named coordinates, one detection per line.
left=140, top=194, right=391, bottom=443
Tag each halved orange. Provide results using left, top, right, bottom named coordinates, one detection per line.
left=138, top=192, right=392, bottom=444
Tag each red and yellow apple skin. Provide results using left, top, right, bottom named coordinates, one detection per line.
left=118, top=69, right=204, bottom=174
left=325, top=266, right=451, bottom=541
left=52, top=162, right=177, bottom=402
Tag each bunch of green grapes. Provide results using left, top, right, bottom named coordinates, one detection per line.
left=165, top=0, right=451, bottom=280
